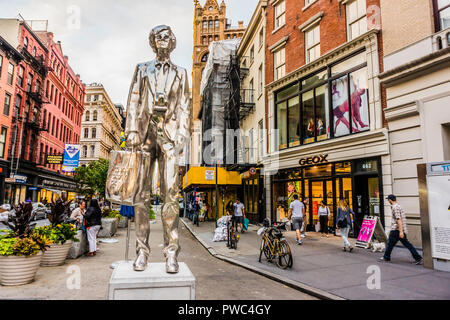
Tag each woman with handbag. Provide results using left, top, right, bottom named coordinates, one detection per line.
left=336, top=199, right=354, bottom=252
left=84, top=199, right=102, bottom=256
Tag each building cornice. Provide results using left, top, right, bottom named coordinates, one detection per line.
left=237, top=0, right=267, bottom=56
left=266, top=28, right=379, bottom=92
left=298, top=11, right=324, bottom=32
left=268, top=35, right=289, bottom=53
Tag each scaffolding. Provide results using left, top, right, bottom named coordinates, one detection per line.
left=200, top=39, right=241, bottom=166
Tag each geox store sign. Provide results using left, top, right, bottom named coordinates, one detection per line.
left=299, top=154, right=329, bottom=166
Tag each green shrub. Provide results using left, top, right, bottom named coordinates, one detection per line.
left=0, top=237, right=43, bottom=256
left=149, top=207, right=156, bottom=220
left=33, top=224, right=79, bottom=245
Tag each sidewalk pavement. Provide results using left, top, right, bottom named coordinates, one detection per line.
left=181, top=217, right=450, bottom=300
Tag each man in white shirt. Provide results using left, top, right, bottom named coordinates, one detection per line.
left=289, top=194, right=305, bottom=245
left=233, top=199, right=246, bottom=233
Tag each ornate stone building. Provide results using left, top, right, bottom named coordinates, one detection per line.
left=190, top=0, right=246, bottom=166
left=80, top=83, right=121, bottom=166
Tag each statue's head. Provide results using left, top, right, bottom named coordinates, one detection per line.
left=149, top=25, right=177, bottom=55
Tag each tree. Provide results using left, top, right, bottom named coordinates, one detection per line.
left=74, top=158, right=109, bottom=198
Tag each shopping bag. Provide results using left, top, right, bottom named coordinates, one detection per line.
left=315, top=222, right=321, bottom=232
left=106, top=150, right=151, bottom=206
left=243, top=218, right=249, bottom=231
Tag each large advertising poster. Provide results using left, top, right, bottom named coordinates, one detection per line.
left=427, top=173, right=450, bottom=260
left=62, top=144, right=81, bottom=173
left=357, top=217, right=376, bottom=243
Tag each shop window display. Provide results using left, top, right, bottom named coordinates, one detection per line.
left=277, top=101, right=287, bottom=150
left=302, top=90, right=315, bottom=144
left=288, top=96, right=300, bottom=147
left=315, top=84, right=330, bottom=141
left=349, top=67, right=369, bottom=133
left=332, top=75, right=350, bottom=137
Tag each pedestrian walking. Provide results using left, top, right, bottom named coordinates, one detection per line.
left=318, top=200, right=331, bottom=237
left=84, top=199, right=102, bottom=257
left=381, top=195, right=422, bottom=264
left=289, top=194, right=305, bottom=245
left=301, top=198, right=309, bottom=238
left=336, top=199, right=354, bottom=252
left=233, top=199, right=246, bottom=233
left=226, top=200, right=234, bottom=216
left=70, top=200, right=86, bottom=226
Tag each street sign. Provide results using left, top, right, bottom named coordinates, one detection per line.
left=205, top=169, right=214, bottom=181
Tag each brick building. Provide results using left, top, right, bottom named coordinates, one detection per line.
left=0, top=18, right=84, bottom=204
left=263, top=0, right=391, bottom=239
left=0, top=35, right=23, bottom=203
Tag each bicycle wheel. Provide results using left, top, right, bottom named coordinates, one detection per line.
left=276, top=240, right=293, bottom=269
left=232, top=230, right=238, bottom=250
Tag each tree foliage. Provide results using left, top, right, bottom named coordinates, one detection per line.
left=74, top=158, right=109, bottom=197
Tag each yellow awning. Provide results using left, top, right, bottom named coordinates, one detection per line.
left=182, top=166, right=242, bottom=190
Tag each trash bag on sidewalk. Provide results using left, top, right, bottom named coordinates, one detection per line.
left=213, top=226, right=228, bottom=242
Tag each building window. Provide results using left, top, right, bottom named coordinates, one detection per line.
left=274, top=47, right=285, bottom=80
left=434, top=0, right=450, bottom=31
left=346, top=0, right=367, bottom=41
left=208, top=36, right=212, bottom=43
left=33, top=47, right=36, bottom=57
left=305, top=24, right=320, bottom=63
left=7, top=63, right=14, bottom=86
left=90, top=145, right=95, bottom=158
left=18, top=66, right=24, bottom=87
left=35, top=80, right=41, bottom=93
left=0, top=55, right=3, bottom=77
left=249, top=78, right=255, bottom=103
left=84, top=128, right=89, bottom=138
left=274, top=0, right=286, bottom=30
left=3, top=93, right=11, bottom=116
left=202, top=36, right=207, bottom=45
left=215, top=35, right=219, bottom=41
left=203, top=20, right=207, bottom=30
left=26, top=73, right=32, bottom=92
left=85, top=110, right=90, bottom=121
left=209, top=20, right=213, bottom=29
left=93, top=110, right=98, bottom=121
left=305, top=0, right=317, bottom=7
left=0, top=127, right=6, bottom=159
left=250, top=45, right=255, bottom=63
left=93, top=95, right=98, bottom=101
left=274, top=51, right=369, bottom=150
left=24, top=37, right=28, bottom=49
left=92, top=128, right=96, bottom=138
left=259, top=28, right=264, bottom=48
left=215, top=20, right=219, bottom=28
left=14, top=94, right=21, bottom=118
left=249, top=128, right=254, bottom=163
left=258, top=119, right=264, bottom=160
left=258, top=64, right=263, bottom=95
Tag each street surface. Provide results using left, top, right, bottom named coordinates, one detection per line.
left=0, top=217, right=315, bottom=300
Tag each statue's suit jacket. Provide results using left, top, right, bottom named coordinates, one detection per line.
left=125, top=60, right=190, bottom=150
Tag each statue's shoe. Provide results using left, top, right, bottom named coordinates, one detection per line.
left=165, top=252, right=179, bottom=274
left=133, top=251, right=148, bottom=271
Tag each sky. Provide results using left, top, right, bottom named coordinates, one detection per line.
left=0, top=0, right=259, bottom=106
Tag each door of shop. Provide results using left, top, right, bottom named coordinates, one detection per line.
left=353, top=175, right=381, bottom=237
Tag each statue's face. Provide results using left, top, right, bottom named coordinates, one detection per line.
left=155, top=29, right=172, bottom=51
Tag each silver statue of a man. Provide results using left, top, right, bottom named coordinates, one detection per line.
left=125, top=25, right=190, bottom=273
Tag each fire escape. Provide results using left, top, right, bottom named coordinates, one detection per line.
left=224, top=54, right=256, bottom=171
left=9, top=49, right=49, bottom=176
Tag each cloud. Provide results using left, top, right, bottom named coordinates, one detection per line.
left=0, top=0, right=258, bottom=106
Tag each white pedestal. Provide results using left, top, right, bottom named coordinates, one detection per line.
left=108, top=261, right=196, bottom=300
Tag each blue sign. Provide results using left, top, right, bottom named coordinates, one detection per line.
left=62, top=144, right=81, bottom=173
left=29, top=187, right=38, bottom=191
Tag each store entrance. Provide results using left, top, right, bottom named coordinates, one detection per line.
left=353, top=175, right=380, bottom=237
left=308, top=179, right=334, bottom=232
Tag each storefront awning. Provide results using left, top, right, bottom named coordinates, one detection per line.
left=182, top=166, right=242, bottom=190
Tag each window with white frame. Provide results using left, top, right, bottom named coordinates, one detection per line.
left=274, top=0, right=286, bottom=30
left=274, top=47, right=285, bottom=80
left=250, top=45, right=255, bottom=63
left=305, top=0, right=317, bottom=7
left=346, top=0, right=367, bottom=41
left=305, top=24, right=320, bottom=63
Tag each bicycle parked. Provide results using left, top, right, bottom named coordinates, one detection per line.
left=257, top=220, right=293, bottom=269
left=226, top=216, right=239, bottom=249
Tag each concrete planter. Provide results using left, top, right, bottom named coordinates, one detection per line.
left=0, top=251, right=43, bottom=286
left=41, top=241, right=72, bottom=267
left=118, top=217, right=128, bottom=228
left=98, top=218, right=119, bottom=238
left=67, top=230, right=88, bottom=259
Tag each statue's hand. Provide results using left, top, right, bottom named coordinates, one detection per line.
left=126, top=132, right=141, bottom=148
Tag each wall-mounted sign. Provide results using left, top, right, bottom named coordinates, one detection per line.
left=5, top=174, right=27, bottom=184
left=62, top=144, right=81, bottom=173
left=46, top=154, right=64, bottom=165
left=29, top=187, right=38, bottom=191
left=299, top=154, right=328, bottom=166
left=205, top=169, right=215, bottom=181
